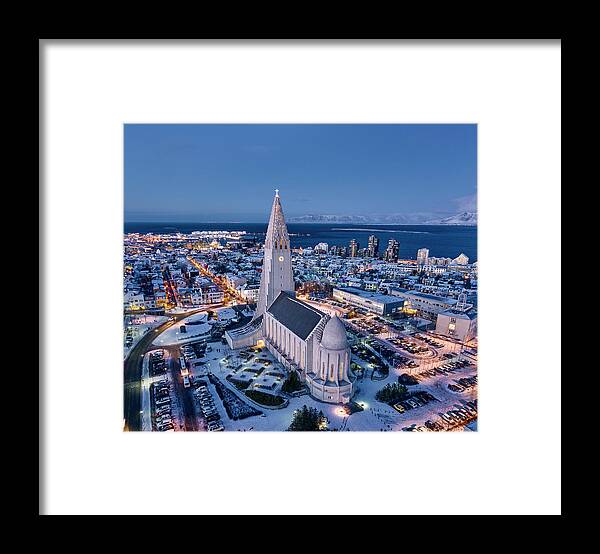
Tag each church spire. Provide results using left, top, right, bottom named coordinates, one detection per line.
left=264, top=189, right=290, bottom=250
left=253, top=190, right=295, bottom=320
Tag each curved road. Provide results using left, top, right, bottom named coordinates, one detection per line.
left=123, top=308, right=209, bottom=431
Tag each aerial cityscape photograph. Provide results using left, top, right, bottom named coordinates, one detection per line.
left=123, top=124, right=478, bottom=433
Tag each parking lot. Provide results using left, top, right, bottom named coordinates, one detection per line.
left=436, top=399, right=478, bottom=430
left=448, top=374, right=477, bottom=393
left=149, top=349, right=178, bottom=431
left=412, top=358, right=474, bottom=381
left=392, top=390, right=438, bottom=414
left=386, top=335, right=432, bottom=356
left=193, top=382, right=224, bottom=431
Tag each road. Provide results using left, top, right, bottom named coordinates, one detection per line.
left=164, top=345, right=199, bottom=431
left=123, top=309, right=206, bottom=431
left=187, top=256, right=245, bottom=304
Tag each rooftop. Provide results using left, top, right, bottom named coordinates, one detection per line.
left=335, top=287, right=405, bottom=305
left=267, top=292, right=325, bottom=340
left=389, top=287, right=458, bottom=305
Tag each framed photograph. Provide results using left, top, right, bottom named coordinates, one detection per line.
left=123, top=123, right=478, bottom=433
left=41, top=39, right=561, bottom=515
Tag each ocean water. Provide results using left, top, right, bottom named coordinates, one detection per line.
left=124, top=222, right=477, bottom=262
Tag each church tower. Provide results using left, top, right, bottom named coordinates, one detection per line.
left=254, top=190, right=295, bottom=319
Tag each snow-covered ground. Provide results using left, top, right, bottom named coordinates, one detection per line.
left=124, top=315, right=170, bottom=359
left=153, top=306, right=240, bottom=346
left=215, top=307, right=237, bottom=321
left=188, top=340, right=477, bottom=432
left=240, top=306, right=255, bottom=317
left=153, top=314, right=211, bottom=346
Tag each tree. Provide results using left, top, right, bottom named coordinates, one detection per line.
left=375, top=383, right=409, bottom=405
left=288, top=405, right=325, bottom=431
left=281, top=370, right=303, bottom=393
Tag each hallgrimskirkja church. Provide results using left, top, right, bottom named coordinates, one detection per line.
left=225, top=191, right=353, bottom=404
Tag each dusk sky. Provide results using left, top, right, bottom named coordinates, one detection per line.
left=124, top=124, right=477, bottom=222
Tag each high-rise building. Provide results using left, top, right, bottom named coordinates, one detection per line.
left=367, top=235, right=380, bottom=258
left=349, top=239, right=359, bottom=257
left=384, top=239, right=399, bottom=262
left=417, top=248, right=429, bottom=268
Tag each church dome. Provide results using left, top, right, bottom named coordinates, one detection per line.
left=320, top=315, right=348, bottom=351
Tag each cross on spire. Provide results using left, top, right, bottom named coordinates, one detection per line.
left=275, top=188, right=279, bottom=197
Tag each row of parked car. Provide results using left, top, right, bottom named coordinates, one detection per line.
left=393, top=390, right=437, bottom=414
left=418, top=358, right=472, bottom=379
left=351, top=317, right=386, bottom=335
left=438, top=400, right=477, bottom=428
left=125, top=328, right=134, bottom=348
left=448, top=375, right=477, bottom=392
left=414, top=333, right=444, bottom=348
left=194, top=384, right=224, bottom=431
left=151, top=379, right=175, bottom=432
left=150, top=349, right=167, bottom=377
left=389, top=336, right=429, bottom=355
left=403, top=424, right=434, bottom=432
left=397, top=356, right=419, bottom=369
left=181, top=341, right=208, bottom=363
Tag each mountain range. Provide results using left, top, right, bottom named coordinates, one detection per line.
left=287, top=212, right=477, bottom=225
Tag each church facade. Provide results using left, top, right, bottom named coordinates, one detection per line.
left=225, top=191, right=353, bottom=404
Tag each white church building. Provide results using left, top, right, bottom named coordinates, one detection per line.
left=225, top=191, right=353, bottom=404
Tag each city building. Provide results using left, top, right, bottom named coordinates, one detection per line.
left=349, top=239, right=359, bottom=258
left=240, top=283, right=260, bottom=303
left=202, top=286, right=224, bottom=304
left=384, top=239, right=399, bottom=262
left=367, top=235, right=380, bottom=258
left=429, top=256, right=453, bottom=266
left=388, top=288, right=472, bottom=321
left=225, top=273, right=247, bottom=292
left=332, top=286, right=405, bottom=316
left=225, top=191, right=353, bottom=404
left=435, top=309, right=477, bottom=342
left=452, top=253, right=470, bottom=265
left=124, top=290, right=154, bottom=311
left=417, top=248, right=429, bottom=268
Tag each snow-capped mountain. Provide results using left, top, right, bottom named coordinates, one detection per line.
left=288, top=212, right=477, bottom=225
left=426, top=212, right=478, bottom=225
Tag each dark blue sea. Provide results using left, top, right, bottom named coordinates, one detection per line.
left=124, top=222, right=477, bottom=262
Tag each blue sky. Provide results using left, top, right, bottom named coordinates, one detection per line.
left=124, top=124, right=477, bottom=222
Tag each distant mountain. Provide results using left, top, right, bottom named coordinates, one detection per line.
left=427, top=212, right=477, bottom=225
left=288, top=212, right=477, bottom=225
